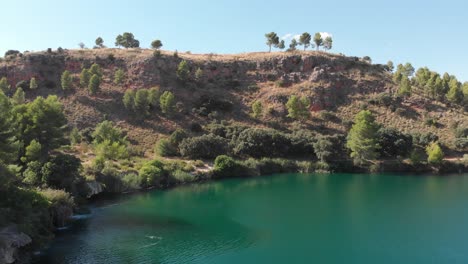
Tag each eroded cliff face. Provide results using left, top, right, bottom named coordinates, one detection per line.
left=0, top=226, right=31, bottom=264
left=0, top=50, right=389, bottom=90
left=0, top=49, right=396, bottom=148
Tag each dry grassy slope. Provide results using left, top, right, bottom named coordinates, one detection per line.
left=0, top=48, right=466, bottom=156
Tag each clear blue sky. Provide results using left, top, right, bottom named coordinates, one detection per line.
left=1, top=0, right=467, bottom=81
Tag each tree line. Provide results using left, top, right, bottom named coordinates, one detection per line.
left=265, top=32, right=333, bottom=52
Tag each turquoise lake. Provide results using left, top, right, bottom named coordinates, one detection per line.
left=35, top=173, right=468, bottom=263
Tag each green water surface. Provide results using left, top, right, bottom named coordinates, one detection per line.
left=36, top=173, right=468, bottom=263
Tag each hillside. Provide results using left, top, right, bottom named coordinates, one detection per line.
left=0, top=48, right=466, bottom=156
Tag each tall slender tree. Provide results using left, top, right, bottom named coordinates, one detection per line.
left=265, top=32, right=279, bottom=52
left=323, top=36, right=333, bottom=51
left=313, top=33, right=323, bottom=51
left=298, top=33, right=311, bottom=51
left=346, top=110, right=380, bottom=165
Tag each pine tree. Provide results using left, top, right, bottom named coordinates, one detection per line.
left=151, top=40, right=163, bottom=50
left=29, top=77, right=38, bottom=90
left=426, top=142, right=444, bottom=165
left=323, top=36, right=333, bottom=51
left=176, top=60, right=190, bottom=81
left=95, top=37, right=104, bottom=48
left=12, top=88, right=25, bottom=105
left=446, top=79, right=463, bottom=104
left=160, top=91, right=175, bottom=116
left=251, top=100, right=262, bottom=118
left=88, top=74, right=100, bottom=95
left=123, top=90, right=136, bottom=111
left=313, top=33, right=323, bottom=51
left=134, top=89, right=150, bottom=115
left=80, top=68, right=91, bottom=87
left=288, top=39, right=298, bottom=51
left=286, top=95, right=310, bottom=120
left=298, top=33, right=311, bottom=50
left=346, top=110, right=380, bottom=165
left=0, top=77, right=10, bottom=93
left=89, top=63, right=102, bottom=78
left=265, top=32, right=280, bottom=52
left=398, top=77, right=412, bottom=96
left=61, top=70, right=72, bottom=90
left=114, top=69, right=125, bottom=85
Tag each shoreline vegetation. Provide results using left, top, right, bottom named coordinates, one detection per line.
left=1, top=33, right=467, bottom=263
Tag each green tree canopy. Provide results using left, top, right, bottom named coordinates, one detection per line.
left=115, top=32, right=140, bottom=48
left=299, top=33, right=311, bottom=50
left=176, top=60, right=190, bottom=81
left=95, top=37, right=104, bottom=48
left=323, top=36, right=333, bottom=51
left=88, top=74, right=100, bottom=95
left=426, top=142, right=444, bottom=165
left=288, top=39, right=298, bottom=51
left=29, top=77, right=38, bottom=90
left=346, top=110, right=380, bottom=165
left=313, top=33, right=323, bottom=51
left=0, top=91, right=18, bottom=163
left=134, top=89, right=150, bottom=115
left=12, top=88, right=25, bottom=105
left=92, top=120, right=128, bottom=146
left=123, top=90, right=136, bottom=111
left=160, top=91, right=176, bottom=116
left=447, top=79, right=463, bottom=104
left=286, top=95, right=310, bottom=120
left=114, top=68, right=125, bottom=85
left=0, top=77, right=10, bottom=93
left=251, top=100, right=262, bottom=118
left=61, top=70, right=72, bottom=90
left=151, top=40, right=163, bottom=50
left=15, top=95, right=67, bottom=154
left=80, top=68, right=91, bottom=88
left=265, top=32, right=280, bottom=52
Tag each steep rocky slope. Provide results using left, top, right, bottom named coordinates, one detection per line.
left=0, top=49, right=466, bottom=156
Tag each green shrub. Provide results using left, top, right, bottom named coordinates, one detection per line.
left=41, top=154, right=82, bottom=192
left=179, top=134, right=228, bottom=159
left=233, top=128, right=291, bottom=158
left=114, top=69, right=125, bottom=85
left=95, top=140, right=128, bottom=160
left=22, top=161, right=43, bottom=185
left=122, top=173, right=141, bottom=191
left=61, top=70, right=72, bottom=90
left=213, top=155, right=243, bottom=178
left=426, top=142, right=444, bottom=165
left=377, top=127, right=413, bottom=158
left=88, top=74, right=100, bottom=95
left=156, top=138, right=177, bottom=157
left=138, top=160, right=165, bottom=188
left=39, top=188, right=74, bottom=210
left=170, top=170, right=195, bottom=184
left=160, top=91, right=176, bottom=116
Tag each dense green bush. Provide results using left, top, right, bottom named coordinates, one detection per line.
left=179, top=134, right=228, bottom=159
left=41, top=154, right=82, bottom=193
left=287, top=129, right=315, bottom=157
left=160, top=91, right=176, bottom=116
left=233, top=128, right=291, bottom=158
left=426, top=142, right=444, bottom=165
left=377, top=127, right=413, bottom=158
left=138, top=160, right=166, bottom=188
left=213, top=155, right=246, bottom=178
left=156, top=138, right=177, bottom=157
